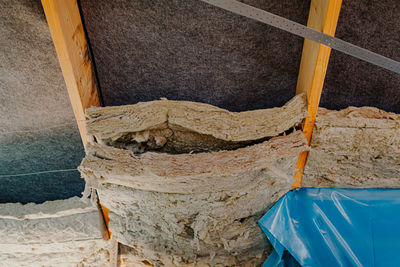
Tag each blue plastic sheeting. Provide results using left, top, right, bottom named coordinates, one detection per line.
left=258, top=188, right=400, bottom=267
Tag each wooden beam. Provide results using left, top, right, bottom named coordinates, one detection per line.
left=41, top=0, right=111, bottom=239
left=41, top=0, right=100, bottom=146
left=293, top=0, right=342, bottom=188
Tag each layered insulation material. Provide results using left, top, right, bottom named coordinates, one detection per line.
left=79, top=95, right=308, bottom=266
left=0, top=197, right=110, bottom=266
left=303, top=107, right=400, bottom=188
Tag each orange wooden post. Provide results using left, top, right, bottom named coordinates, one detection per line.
left=41, top=0, right=100, bottom=146
left=100, top=204, right=111, bottom=240
left=42, top=0, right=110, bottom=239
left=293, top=0, right=342, bottom=188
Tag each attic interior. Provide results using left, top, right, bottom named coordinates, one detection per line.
left=0, top=0, right=399, bottom=266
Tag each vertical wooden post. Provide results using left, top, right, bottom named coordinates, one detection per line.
left=41, top=0, right=110, bottom=239
left=41, top=0, right=100, bottom=146
left=293, top=0, right=342, bottom=188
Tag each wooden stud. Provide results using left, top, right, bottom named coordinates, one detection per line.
left=41, top=0, right=111, bottom=239
left=293, top=0, right=342, bottom=188
left=41, top=0, right=100, bottom=146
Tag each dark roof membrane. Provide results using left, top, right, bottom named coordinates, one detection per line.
left=79, top=0, right=309, bottom=111
left=80, top=0, right=400, bottom=112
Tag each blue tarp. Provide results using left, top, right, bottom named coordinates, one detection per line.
left=258, top=188, right=400, bottom=267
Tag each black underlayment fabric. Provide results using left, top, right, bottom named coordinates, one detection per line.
left=80, top=0, right=399, bottom=113
left=321, top=0, right=400, bottom=113
left=79, top=0, right=309, bottom=111
left=0, top=127, right=85, bottom=204
left=0, top=0, right=85, bottom=203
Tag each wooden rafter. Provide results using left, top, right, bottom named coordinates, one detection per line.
left=41, top=0, right=110, bottom=239
left=41, top=0, right=100, bottom=146
left=293, top=0, right=342, bottom=188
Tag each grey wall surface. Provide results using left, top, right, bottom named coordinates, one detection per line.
left=0, top=128, right=84, bottom=203
left=79, top=0, right=309, bottom=111
left=321, top=0, right=400, bottom=113
left=80, top=0, right=399, bottom=113
left=0, top=0, right=84, bottom=203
